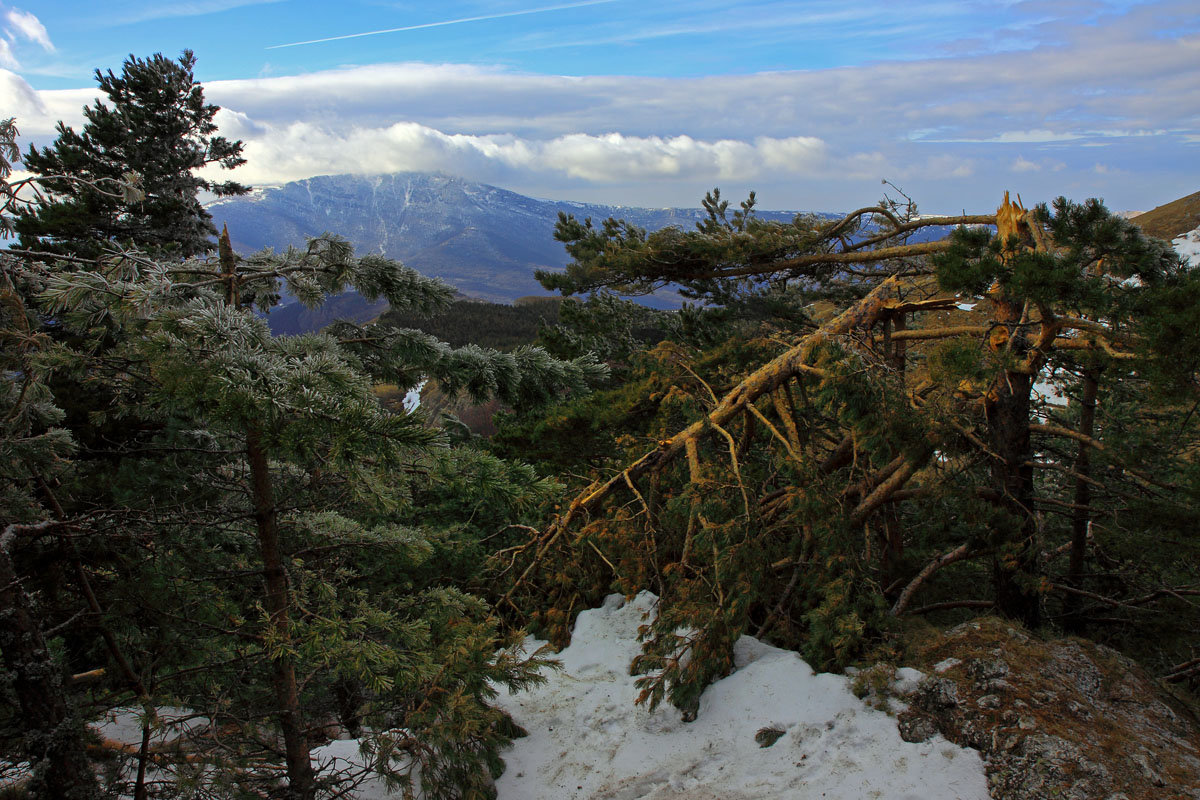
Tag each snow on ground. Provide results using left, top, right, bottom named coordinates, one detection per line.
left=1174, top=224, right=1200, bottom=268
left=92, top=706, right=208, bottom=748
left=492, top=592, right=988, bottom=800
left=7, top=594, right=988, bottom=799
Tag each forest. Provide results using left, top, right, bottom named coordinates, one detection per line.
left=2, top=52, right=1199, bottom=800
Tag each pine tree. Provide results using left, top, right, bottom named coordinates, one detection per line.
left=15, top=50, right=246, bottom=260
left=4, top=102, right=603, bottom=793
left=0, top=120, right=102, bottom=800
left=0, top=217, right=603, bottom=797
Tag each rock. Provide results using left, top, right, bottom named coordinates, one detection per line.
left=897, top=714, right=940, bottom=743
left=910, top=616, right=1200, bottom=800
left=979, top=677, right=1015, bottom=693
left=967, top=658, right=1010, bottom=682
left=914, top=677, right=960, bottom=711
left=1131, top=751, right=1166, bottom=787
left=891, top=666, right=925, bottom=695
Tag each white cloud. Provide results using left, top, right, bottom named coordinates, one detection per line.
left=4, top=8, right=53, bottom=52
left=916, top=130, right=1085, bottom=144
left=0, top=71, right=88, bottom=136
left=9, top=1, right=1199, bottom=210
left=108, top=0, right=284, bottom=25
left=0, top=39, right=17, bottom=70
left=198, top=119, right=835, bottom=188
left=0, top=68, right=49, bottom=118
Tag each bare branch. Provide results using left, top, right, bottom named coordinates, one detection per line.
left=891, top=543, right=979, bottom=616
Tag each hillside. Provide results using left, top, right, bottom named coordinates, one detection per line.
left=1132, top=190, right=1200, bottom=241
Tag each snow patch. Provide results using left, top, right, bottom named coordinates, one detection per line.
left=493, top=591, right=988, bottom=800
left=403, top=379, right=427, bottom=413
left=92, top=707, right=208, bottom=748
left=1173, top=224, right=1200, bottom=268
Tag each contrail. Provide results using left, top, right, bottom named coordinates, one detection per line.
left=267, top=0, right=619, bottom=49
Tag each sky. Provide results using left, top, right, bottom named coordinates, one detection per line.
left=1, top=0, right=1197, bottom=213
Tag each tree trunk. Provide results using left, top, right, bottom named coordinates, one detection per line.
left=0, top=527, right=101, bottom=800
left=1064, top=368, right=1099, bottom=626
left=246, top=427, right=316, bottom=800
left=986, top=369, right=1041, bottom=627
left=984, top=194, right=1046, bottom=629
left=882, top=312, right=907, bottom=576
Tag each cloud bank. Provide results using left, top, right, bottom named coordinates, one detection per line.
left=5, top=1, right=1197, bottom=211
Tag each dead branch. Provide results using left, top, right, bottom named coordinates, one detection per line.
left=746, top=401, right=803, bottom=466
left=692, top=240, right=961, bottom=281
left=1030, top=423, right=1106, bottom=451
left=1042, top=583, right=1199, bottom=611
left=891, top=543, right=978, bottom=615
left=845, top=214, right=997, bottom=252
left=1164, top=658, right=1200, bottom=683
left=907, top=600, right=995, bottom=615
left=498, top=274, right=935, bottom=609
left=848, top=458, right=922, bottom=527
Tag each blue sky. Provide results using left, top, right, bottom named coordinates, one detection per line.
left=3, top=1, right=1198, bottom=212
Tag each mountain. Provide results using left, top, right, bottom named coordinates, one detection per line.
left=207, top=172, right=805, bottom=310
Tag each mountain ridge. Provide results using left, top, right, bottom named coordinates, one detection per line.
left=206, top=172, right=810, bottom=309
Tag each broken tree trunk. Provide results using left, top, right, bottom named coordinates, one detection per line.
left=500, top=271, right=952, bottom=608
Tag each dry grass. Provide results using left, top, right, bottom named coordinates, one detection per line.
left=1131, top=190, right=1200, bottom=241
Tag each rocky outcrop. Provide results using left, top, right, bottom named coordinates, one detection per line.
left=895, top=617, right=1200, bottom=800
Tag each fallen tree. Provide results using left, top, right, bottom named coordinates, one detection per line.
left=494, top=191, right=1200, bottom=713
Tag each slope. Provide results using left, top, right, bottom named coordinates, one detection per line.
left=1131, top=190, right=1200, bottom=241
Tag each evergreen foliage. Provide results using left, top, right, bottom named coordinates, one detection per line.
left=0, top=76, right=602, bottom=796
left=15, top=51, right=246, bottom=260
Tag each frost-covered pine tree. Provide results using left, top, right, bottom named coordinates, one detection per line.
left=5, top=144, right=602, bottom=798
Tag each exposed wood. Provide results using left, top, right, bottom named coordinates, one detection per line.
left=499, top=275, right=934, bottom=608
left=69, top=667, right=107, bottom=685
left=892, top=543, right=978, bottom=616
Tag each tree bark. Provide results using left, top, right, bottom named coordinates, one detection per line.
left=986, top=368, right=1041, bottom=628
left=246, top=427, right=316, bottom=800
left=0, top=524, right=101, bottom=800
left=1064, top=368, right=1099, bottom=626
